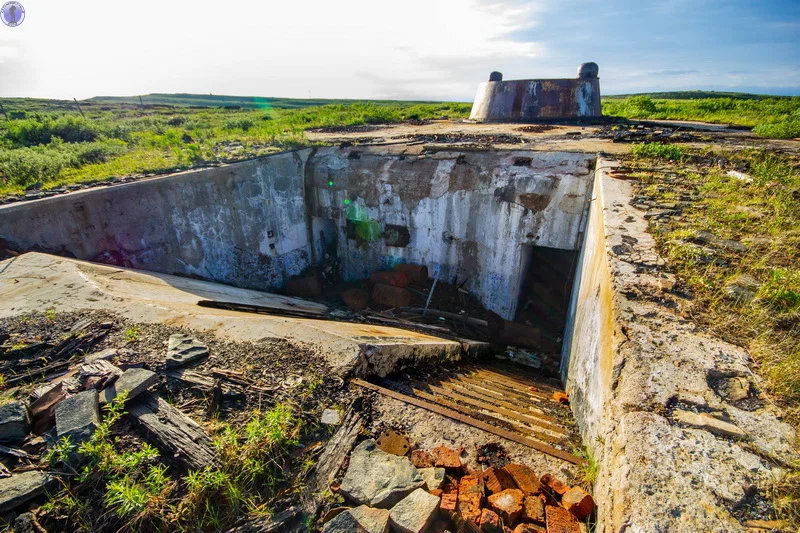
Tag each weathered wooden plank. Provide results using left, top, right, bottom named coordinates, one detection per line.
left=352, top=379, right=583, bottom=466
left=128, top=392, right=217, bottom=471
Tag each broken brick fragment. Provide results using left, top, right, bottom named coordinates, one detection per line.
left=560, top=486, right=595, bottom=520
left=457, top=474, right=484, bottom=524
left=522, top=495, right=546, bottom=525
left=431, top=445, right=464, bottom=472
left=371, top=284, right=412, bottom=308
left=370, top=271, right=409, bottom=288
left=340, top=288, right=369, bottom=310
left=483, top=467, right=518, bottom=494
left=545, top=505, right=581, bottom=533
left=440, top=492, right=458, bottom=513
left=552, top=392, right=569, bottom=405
left=504, top=464, right=542, bottom=496
left=410, top=449, right=434, bottom=469
left=479, top=508, right=503, bottom=533
left=540, top=473, right=569, bottom=497
left=487, top=488, right=524, bottom=524
left=512, top=524, right=546, bottom=533
left=429, top=488, right=443, bottom=497
left=392, top=264, right=429, bottom=285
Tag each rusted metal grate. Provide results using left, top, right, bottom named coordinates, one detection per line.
left=352, top=360, right=582, bottom=465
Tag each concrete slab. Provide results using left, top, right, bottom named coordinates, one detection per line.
left=0, top=253, right=464, bottom=376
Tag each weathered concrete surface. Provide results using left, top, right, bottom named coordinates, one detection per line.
left=0, top=152, right=314, bottom=292
left=470, top=78, right=601, bottom=122
left=0, top=253, right=465, bottom=377
left=562, top=159, right=796, bottom=532
left=308, top=148, right=595, bottom=319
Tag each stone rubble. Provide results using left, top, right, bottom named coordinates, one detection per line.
left=0, top=401, right=30, bottom=444
left=165, top=333, right=209, bottom=368
left=329, top=436, right=597, bottom=532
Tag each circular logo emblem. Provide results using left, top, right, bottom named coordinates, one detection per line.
left=1, top=1, right=25, bottom=27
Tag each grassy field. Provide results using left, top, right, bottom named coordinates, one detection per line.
left=0, top=98, right=471, bottom=196
left=86, top=93, right=446, bottom=109
left=628, top=143, right=800, bottom=527
left=603, top=94, right=800, bottom=138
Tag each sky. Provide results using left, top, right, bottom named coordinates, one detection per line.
left=0, top=0, right=798, bottom=101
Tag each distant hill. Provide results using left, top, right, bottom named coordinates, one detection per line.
left=85, top=93, right=445, bottom=109
left=604, top=91, right=791, bottom=100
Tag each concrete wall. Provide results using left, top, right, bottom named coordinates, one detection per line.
left=306, top=147, right=595, bottom=319
left=469, top=78, right=601, bottom=122
left=562, top=159, right=796, bottom=532
left=0, top=151, right=314, bottom=291
left=0, top=147, right=594, bottom=320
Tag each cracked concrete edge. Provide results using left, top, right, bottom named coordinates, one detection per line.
left=564, top=156, right=797, bottom=532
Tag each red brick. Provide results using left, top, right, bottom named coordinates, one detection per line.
left=370, top=270, right=409, bottom=287
left=540, top=473, right=569, bottom=497
left=457, top=474, right=484, bottom=524
left=339, top=288, right=369, bottom=310
left=410, top=449, right=434, bottom=468
left=545, top=506, right=580, bottom=533
left=552, top=392, right=569, bottom=405
left=479, top=508, right=503, bottom=533
left=370, top=283, right=411, bottom=308
left=487, top=488, right=524, bottom=524
left=560, top=486, right=596, bottom=520
left=512, top=524, right=546, bottom=533
left=285, top=275, right=322, bottom=298
left=442, top=474, right=460, bottom=495
left=504, top=464, right=542, bottom=496
left=483, top=467, right=518, bottom=494
left=429, top=488, right=443, bottom=497
left=392, top=263, right=429, bottom=285
left=431, top=445, right=464, bottom=472
left=440, top=492, right=458, bottom=513
left=522, top=495, right=546, bottom=525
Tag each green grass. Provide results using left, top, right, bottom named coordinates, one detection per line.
left=631, top=142, right=687, bottom=161
left=85, top=93, right=451, bottom=109
left=604, top=95, right=800, bottom=138
left=629, top=146, right=800, bottom=527
left=0, top=98, right=470, bottom=196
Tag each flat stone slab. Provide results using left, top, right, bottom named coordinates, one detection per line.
left=323, top=505, right=389, bottom=533
left=320, top=409, right=341, bottom=425
left=0, top=470, right=53, bottom=513
left=339, top=439, right=424, bottom=508
left=166, top=334, right=209, bottom=368
left=55, top=390, right=100, bottom=444
left=389, top=488, right=440, bottom=533
left=100, top=368, right=158, bottom=404
left=0, top=401, right=30, bottom=444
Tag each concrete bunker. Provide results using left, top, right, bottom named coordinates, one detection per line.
left=0, top=147, right=596, bottom=375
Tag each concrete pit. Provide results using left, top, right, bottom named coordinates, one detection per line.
left=0, top=137, right=794, bottom=532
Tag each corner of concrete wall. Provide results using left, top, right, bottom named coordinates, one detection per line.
left=562, top=158, right=796, bottom=532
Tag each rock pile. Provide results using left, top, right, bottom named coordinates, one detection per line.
left=324, top=438, right=595, bottom=533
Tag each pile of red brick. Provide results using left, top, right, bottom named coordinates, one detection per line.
left=411, top=445, right=595, bottom=533
left=342, top=264, right=429, bottom=310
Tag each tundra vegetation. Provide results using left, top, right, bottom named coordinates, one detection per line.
left=630, top=143, right=800, bottom=527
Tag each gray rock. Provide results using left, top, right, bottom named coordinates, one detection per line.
left=0, top=470, right=53, bottom=513
left=418, top=467, right=445, bottom=491
left=166, top=334, right=209, bottom=368
left=0, top=401, right=30, bottom=444
left=724, top=274, right=759, bottom=303
left=340, top=439, right=424, bottom=508
left=321, top=409, right=341, bottom=425
left=56, top=390, right=100, bottom=445
left=577, top=62, right=599, bottom=79
left=100, top=368, right=158, bottom=404
left=323, top=505, right=390, bottom=533
left=84, top=347, right=118, bottom=363
left=388, top=488, right=440, bottom=533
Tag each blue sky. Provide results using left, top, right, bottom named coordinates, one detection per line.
left=0, top=0, right=797, bottom=100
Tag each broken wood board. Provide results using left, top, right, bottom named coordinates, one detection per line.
left=128, top=392, right=218, bottom=471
